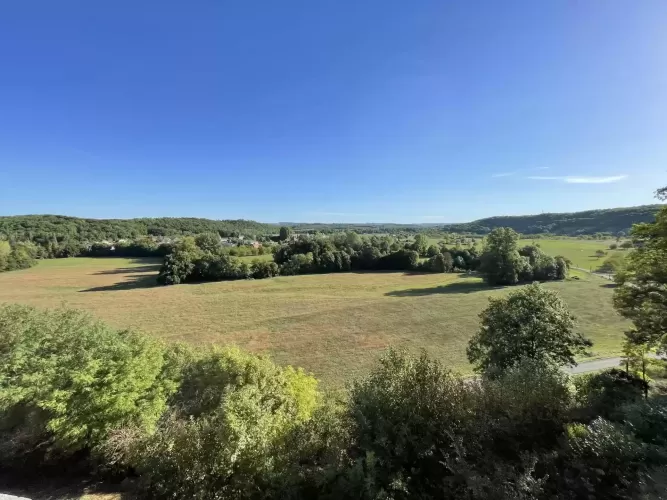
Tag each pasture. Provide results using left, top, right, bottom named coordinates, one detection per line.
left=518, top=238, right=626, bottom=271
left=0, top=256, right=629, bottom=386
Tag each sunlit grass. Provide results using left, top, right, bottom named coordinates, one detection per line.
left=0, top=257, right=629, bottom=386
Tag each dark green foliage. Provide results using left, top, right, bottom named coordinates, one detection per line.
left=421, top=253, right=448, bottom=272
left=467, top=283, right=591, bottom=375
left=2, top=241, right=38, bottom=272
left=624, top=399, right=667, bottom=446
left=614, top=193, right=667, bottom=348
left=554, top=419, right=650, bottom=500
left=279, top=226, right=293, bottom=241
left=0, top=215, right=276, bottom=242
left=342, top=352, right=571, bottom=499
left=574, top=369, right=648, bottom=420
left=480, top=230, right=567, bottom=286
left=251, top=260, right=280, bottom=279
left=440, top=205, right=661, bottom=235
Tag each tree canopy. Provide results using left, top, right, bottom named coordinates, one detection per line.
left=614, top=188, right=667, bottom=350
left=467, top=283, right=591, bottom=375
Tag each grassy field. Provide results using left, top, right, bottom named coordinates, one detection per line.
left=0, top=256, right=629, bottom=387
left=237, top=253, right=274, bottom=262
left=518, top=238, right=626, bottom=271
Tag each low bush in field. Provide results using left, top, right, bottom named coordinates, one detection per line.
left=0, top=240, right=38, bottom=273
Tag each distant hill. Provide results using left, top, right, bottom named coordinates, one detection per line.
left=0, top=205, right=661, bottom=242
left=0, top=215, right=278, bottom=241
left=439, top=205, right=662, bottom=235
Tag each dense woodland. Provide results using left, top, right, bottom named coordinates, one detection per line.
left=0, top=214, right=277, bottom=242
left=441, top=205, right=661, bottom=236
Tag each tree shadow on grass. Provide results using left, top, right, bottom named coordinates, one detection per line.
left=79, top=273, right=158, bottom=292
left=600, top=283, right=618, bottom=289
left=386, top=280, right=498, bottom=297
left=92, top=265, right=161, bottom=275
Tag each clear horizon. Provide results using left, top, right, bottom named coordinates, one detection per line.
left=1, top=1, right=666, bottom=223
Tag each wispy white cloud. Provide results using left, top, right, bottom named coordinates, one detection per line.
left=491, top=167, right=549, bottom=178
left=526, top=175, right=628, bottom=184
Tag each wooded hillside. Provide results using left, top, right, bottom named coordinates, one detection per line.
left=0, top=214, right=277, bottom=241
left=440, top=205, right=661, bottom=235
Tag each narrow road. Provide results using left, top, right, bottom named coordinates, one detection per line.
left=571, top=266, right=614, bottom=280
left=565, top=357, right=622, bottom=374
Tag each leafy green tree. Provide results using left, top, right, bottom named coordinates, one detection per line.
left=467, top=283, right=591, bottom=375
left=426, top=244, right=439, bottom=257
left=0, top=304, right=177, bottom=461
left=123, top=347, right=319, bottom=499
left=194, top=232, right=221, bottom=253
left=0, top=240, right=10, bottom=272
left=279, top=226, right=292, bottom=241
left=412, top=233, right=428, bottom=256
left=595, top=249, right=607, bottom=258
left=621, top=330, right=653, bottom=398
left=479, top=227, right=523, bottom=285
left=441, top=251, right=454, bottom=272
left=614, top=191, right=667, bottom=350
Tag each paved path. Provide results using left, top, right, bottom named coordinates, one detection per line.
left=571, top=266, right=614, bottom=280
left=565, top=357, right=622, bottom=374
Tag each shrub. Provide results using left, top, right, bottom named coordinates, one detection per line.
left=124, top=347, right=320, bottom=499
left=376, top=249, right=419, bottom=270
left=573, top=369, right=647, bottom=421
left=554, top=419, right=649, bottom=499
left=0, top=305, right=177, bottom=464
left=623, top=399, right=667, bottom=446
left=251, top=260, right=280, bottom=279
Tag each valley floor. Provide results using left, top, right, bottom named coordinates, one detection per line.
left=0, top=257, right=628, bottom=386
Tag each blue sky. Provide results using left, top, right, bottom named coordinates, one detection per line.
left=1, top=1, right=665, bottom=223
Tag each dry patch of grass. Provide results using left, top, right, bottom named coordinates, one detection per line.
left=0, top=257, right=629, bottom=386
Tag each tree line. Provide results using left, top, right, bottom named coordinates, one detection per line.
left=156, top=228, right=571, bottom=286
left=2, top=277, right=666, bottom=499
left=156, top=231, right=488, bottom=285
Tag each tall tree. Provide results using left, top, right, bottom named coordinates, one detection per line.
left=614, top=187, right=667, bottom=350
left=479, top=227, right=523, bottom=285
left=412, top=233, right=428, bottom=256
left=279, top=226, right=292, bottom=241
left=467, top=283, right=591, bottom=375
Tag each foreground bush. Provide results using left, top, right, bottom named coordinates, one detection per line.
left=113, top=347, right=320, bottom=499
left=0, top=304, right=178, bottom=464
left=2, top=304, right=666, bottom=499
